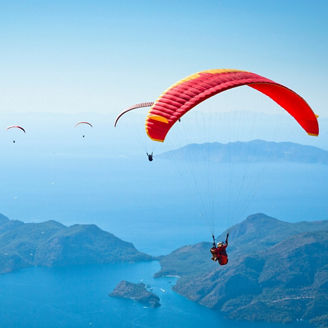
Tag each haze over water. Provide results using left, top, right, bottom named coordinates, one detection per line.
left=0, top=140, right=326, bottom=255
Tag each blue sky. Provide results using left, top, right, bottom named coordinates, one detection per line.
left=0, top=0, right=327, bottom=231
left=0, top=0, right=327, bottom=117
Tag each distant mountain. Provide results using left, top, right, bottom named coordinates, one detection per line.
left=156, top=214, right=328, bottom=327
left=0, top=214, right=152, bottom=274
left=158, top=140, right=328, bottom=164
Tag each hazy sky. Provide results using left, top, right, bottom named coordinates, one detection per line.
left=0, top=0, right=327, bottom=229
left=0, top=0, right=327, bottom=118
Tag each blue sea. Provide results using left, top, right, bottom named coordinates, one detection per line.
left=0, top=128, right=326, bottom=327
left=0, top=262, right=311, bottom=328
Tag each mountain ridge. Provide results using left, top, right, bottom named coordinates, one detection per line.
left=0, top=213, right=153, bottom=273
left=158, top=140, right=328, bottom=164
left=155, top=213, right=328, bottom=327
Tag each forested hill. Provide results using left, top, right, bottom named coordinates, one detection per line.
left=0, top=213, right=152, bottom=274
left=159, top=140, right=328, bottom=164
left=156, top=213, right=328, bottom=327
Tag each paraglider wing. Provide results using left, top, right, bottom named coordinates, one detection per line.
left=114, top=102, right=154, bottom=127
left=7, top=125, right=26, bottom=133
left=75, top=121, right=93, bottom=128
left=145, top=69, right=319, bottom=142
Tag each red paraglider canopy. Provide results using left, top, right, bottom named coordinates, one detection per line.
left=145, top=69, right=319, bottom=142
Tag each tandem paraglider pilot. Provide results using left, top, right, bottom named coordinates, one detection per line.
left=210, top=233, right=229, bottom=265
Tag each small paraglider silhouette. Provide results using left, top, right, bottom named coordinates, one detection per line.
left=146, top=152, right=153, bottom=161
left=7, top=125, right=26, bottom=143
left=75, top=122, right=93, bottom=138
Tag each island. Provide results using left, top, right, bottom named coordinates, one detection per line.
left=155, top=213, right=328, bottom=328
left=110, top=280, right=160, bottom=308
left=0, top=213, right=153, bottom=274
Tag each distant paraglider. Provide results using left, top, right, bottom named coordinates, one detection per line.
left=114, top=102, right=156, bottom=162
left=7, top=125, right=26, bottom=143
left=114, top=102, right=154, bottom=127
left=7, top=125, right=26, bottom=133
left=75, top=121, right=93, bottom=138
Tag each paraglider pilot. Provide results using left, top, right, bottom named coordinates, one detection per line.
left=210, top=233, right=229, bottom=265
left=146, top=152, right=153, bottom=161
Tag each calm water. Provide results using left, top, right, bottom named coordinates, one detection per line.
left=0, top=261, right=311, bottom=328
